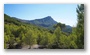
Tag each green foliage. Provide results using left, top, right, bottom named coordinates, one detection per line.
left=53, top=27, right=61, bottom=48
left=23, top=30, right=37, bottom=48
left=4, top=4, right=84, bottom=49
left=54, top=23, right=65, bottom=30
left=76, top=4, right=84, bottom=48
left=36, top=32, right=42, bottom=45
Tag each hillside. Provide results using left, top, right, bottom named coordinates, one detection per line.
left=13, top=16, right=72, bottom=33
left=4, top=14, right=50, bottom=49
left=4, top=14, right=73, bottom=49
left=4, top=4, right=84, bottom=49
left=29, top=16, right=57, bottom=27
left=13, top=16, right=57, bottom=28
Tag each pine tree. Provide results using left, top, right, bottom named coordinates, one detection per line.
left=76, top=4, right=84, bottom=48
left=54, top=27, right=62, bottom=48
left=23, top=30, right=36, bottom=49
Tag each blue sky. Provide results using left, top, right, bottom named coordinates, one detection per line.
left=4, top=4, right=77, bottom=26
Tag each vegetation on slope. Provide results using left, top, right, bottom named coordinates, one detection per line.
left=4, top=4, right=84, bottom=49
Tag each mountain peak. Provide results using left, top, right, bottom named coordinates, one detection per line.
left=28, top=16, right=57, bottom=28
left=43, top=16, right=54, bottom=21
left=46, top=16, right=52, bottom=18
left=44, top=16, right=52, bottom=18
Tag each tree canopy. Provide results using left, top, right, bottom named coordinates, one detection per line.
left=4, top=4, right=84, bottom=49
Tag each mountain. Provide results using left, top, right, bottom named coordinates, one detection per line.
left=29, top=16, right=57, bottom=28
left=12, top=15, right=72, bottom=33
left=62, top=25, right=72, bottom=33
left=14, top=16, right=58, bottom=28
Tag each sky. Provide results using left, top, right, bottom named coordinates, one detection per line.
left=4, top=4, right=78, bottom=27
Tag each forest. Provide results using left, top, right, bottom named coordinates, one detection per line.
left=4, top=4, right=84, bottom=49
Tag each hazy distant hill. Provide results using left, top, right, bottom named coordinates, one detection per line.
left=14, top=16, right=57, bottom=28
left=29, top=16, right=57, bottom=27
left=62, top=25, right=72, bottom=33
left=12, top=16, right=72, bottom=33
